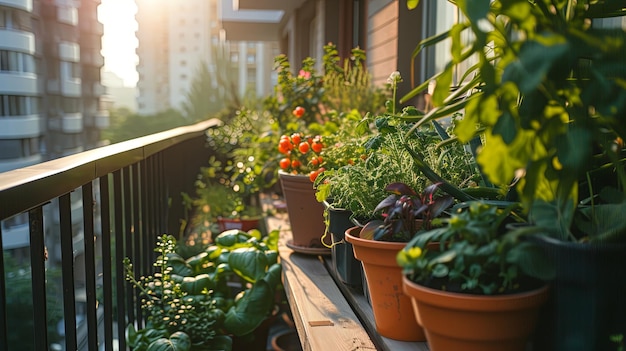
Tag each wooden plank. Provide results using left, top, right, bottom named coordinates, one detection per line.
left=279, top=247, right=378, bottom=351
left=264, top=202, right=428, bottom=351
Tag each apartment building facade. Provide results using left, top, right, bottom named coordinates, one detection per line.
left=135, top=0, right=279, bottom=115
left=0, top=0, right=109, bottom=174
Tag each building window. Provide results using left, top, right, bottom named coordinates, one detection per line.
left=62, top=97, right=80, bottom=113
left=246, top=54, right=255, bottom=64
left=0, top=138, right=39, bottom=159
left=230, top=53, right=238, bottom=62
left=0, top=51, right=34, bottom=73
left=0, top=95, right=37, bottom=116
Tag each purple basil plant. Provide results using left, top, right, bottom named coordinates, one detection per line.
left=361, top=182, right=454, bottom=242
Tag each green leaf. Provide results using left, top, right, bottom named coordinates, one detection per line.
left=502, top=37, right=568, bottom=94
left=433, top=66, right=453, bottom=106
left=179, top=274, right=215, bottom=295
left=146, top=332, right=191, bottom=351
left=224, top=280, right=273, bottom=336
left=461, top=0, right=490, bottom=24
left=262, top=263, right=282, bottom=290
left=506, top=241, right=555, bottom=280
left=432, top=263, right=449, bottom=277
left=228, top=247, right=269, bottom=283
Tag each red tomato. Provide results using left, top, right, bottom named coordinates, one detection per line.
left=279, top=158, right=291, bottom=170
left=309, top=170, right=319, bottom=182
left=291, top=133, right=301, bottom=145
left=292, top=106, right=305, bottom=118
left=311, top=141, right=323, bottom=153
left=279, top=138, right=293, bottom=151
left=291, top=159, right=302, bottom=169
left=278, top=143, right=289, bottom=154
left=310, top=157, right=319, bottom=166
left=298, top=142, right=310, bottom=154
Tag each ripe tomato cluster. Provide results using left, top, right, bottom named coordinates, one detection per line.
left=277, top=133, right=326, bottom=182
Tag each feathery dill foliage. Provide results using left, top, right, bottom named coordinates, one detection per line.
left=317, top=118, right=480, bottom=219
left=322, top=45, right=388, bottom=116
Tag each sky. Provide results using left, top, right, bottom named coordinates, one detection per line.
left=98, top=0, right=139, bottom=87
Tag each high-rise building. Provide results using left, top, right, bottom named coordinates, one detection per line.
left=0, top=0, right=109, bottom=173
left=135, top=0, right=279, bottom=115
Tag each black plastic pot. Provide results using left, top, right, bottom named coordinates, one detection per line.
left=531, top=235, right=626, bottom=351
left=325, top=204, right=363, bottom=288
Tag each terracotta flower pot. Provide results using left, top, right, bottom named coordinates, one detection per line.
left=345, top=226, right=426, bottom=341
left=217, top=217, right=261, bottom=232
left=278, top=171, right=329, bottom=249
left=402, top=275, right=549, bottom=351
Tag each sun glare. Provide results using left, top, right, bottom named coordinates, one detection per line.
left=98, top=0, right=139, bottom=87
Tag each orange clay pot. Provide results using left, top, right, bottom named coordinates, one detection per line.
left=402, top=275, right=549, bottom=351
left=345, top=226, right=426, bottom=341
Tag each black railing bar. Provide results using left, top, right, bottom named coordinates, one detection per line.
left=157, top=152, right=165, bottom=241
left=131, top=164, right=144, bottom=327
left=123, top=167, right=136, bottom=326
left=113, top=170, right=127, bottom=351
left=140, top=158, right=151, bottom=285
left=0, top=119, right=221, bottom=220
left=29, top=206, right=48, bottom=350
left=82, top=182, right=99, bottom=350
left=149, top=156, right=156, bottom=265
left=59, top=193, right=78, bottom=351
left=99, top=174, right=114, bottom=351
left=0, top=225, right=7, bottom=351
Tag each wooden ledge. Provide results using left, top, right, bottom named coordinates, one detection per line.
left=266, top=211, right=429, bottom=351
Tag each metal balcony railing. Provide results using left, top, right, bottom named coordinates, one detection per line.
left=0, top=119, right=220, bottom=351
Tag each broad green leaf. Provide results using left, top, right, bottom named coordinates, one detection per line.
left=228, top=247, right=268, bottom=283
left=476, top=130, right=528, bottom=186
left=224, top=280, right=273, bottom=336
left=146, top=332, right=191, bottom=351
left=506, top=241, right=555, bottom=280
left=459, top=0, right=490, bottom=24
left=556, top=126, right=591, bottom=174
left=502, top=37, right=568, bottom=94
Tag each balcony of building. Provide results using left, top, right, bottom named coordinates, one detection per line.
left=0, top=119, right=220, bottom=351
left=219, top=0, right=285, bottom=42
left=0, top=0, right=32, bottom=12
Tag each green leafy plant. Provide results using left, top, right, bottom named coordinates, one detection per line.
left=360, top=182, right=453, bottom=242
left=397, top=201, right=538, bottom=295
left=400, top=0, right=626, bottom=244
left=124, top=229, right=281, bottom=351
left=315, top=72, right=481, bottom=219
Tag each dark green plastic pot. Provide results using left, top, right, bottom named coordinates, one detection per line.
left=325, top=204, right=363, bottom=288
left=531, top=235, right=626, bottom=351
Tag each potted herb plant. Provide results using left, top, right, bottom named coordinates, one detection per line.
left=344, top=181, right=453, bottom=342
left=397, top=201, right=548, bottom=351
left=400, top=0, right=626, bottom=348
left=316, top=71, right=480, bottom=288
